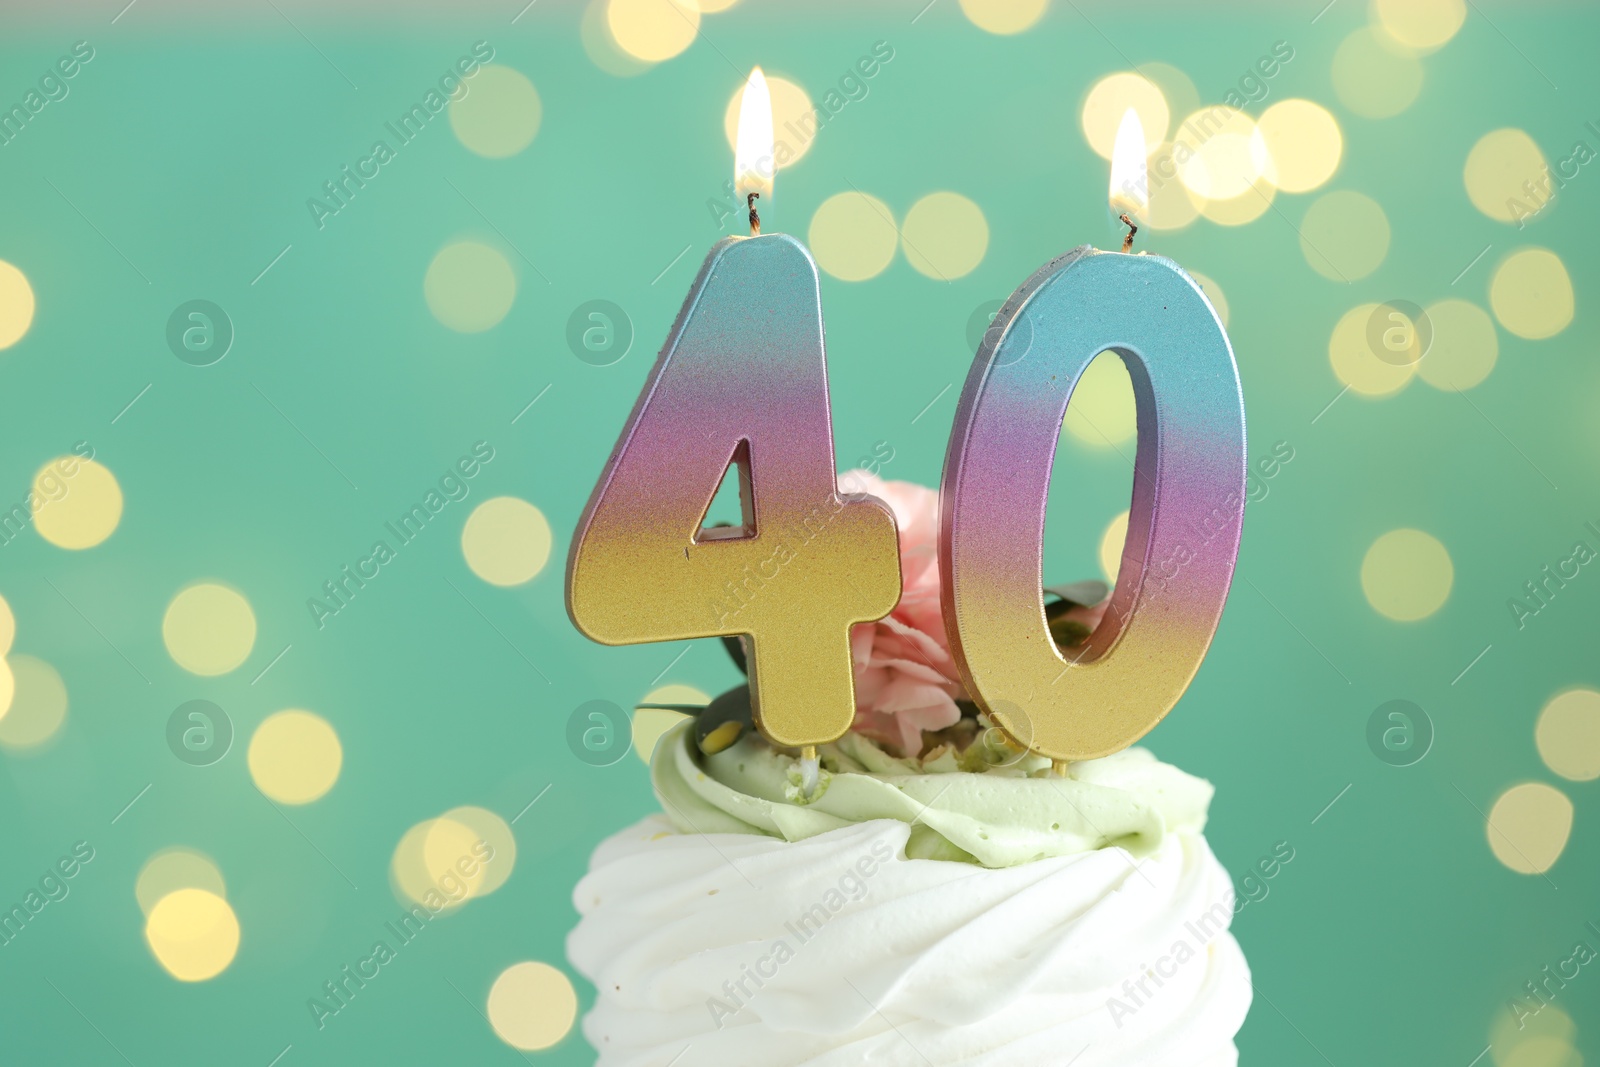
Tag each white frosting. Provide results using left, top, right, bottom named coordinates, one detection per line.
left=569, top=815, right=1251, bottom=1065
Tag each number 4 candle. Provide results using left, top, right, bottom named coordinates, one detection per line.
left=566, top=70, right=901, bottom=754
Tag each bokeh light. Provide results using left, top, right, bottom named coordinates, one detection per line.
left=1173, top=107, right=1267, bottom=201
left=136, top=849, right=227, bottom=916
left=32, top=457, right=122, bottom=550
left=1373, top=0, right=1466, bottom=51
left=1536, top=688, right=1600, bottom=781
left=1464, top=129, right=1550, bottom=224
left=1489, top=247, right=1574, bottom=339
left=1252, top=100, right=1343, bottom=193
left=450, top=66, right=541, bottom=159
left=1329, top=303, right=1417, bottom=396
left=1361, top=529, right=1453, bottom=621
left=145, top=888, right=240, bottom=981
left=1332, top=27, right=1424, bottom=119
left=425, top=241, right=516, bottom=333
left=162, top=583, right=257, bottom=677
left=1490, top=1005, right=1579, bottom=1067
left=1486, top=781, right=1572, bottom=874
left=1194, top=177, right=1275, bottom=227
left=462, top=496, right=553, bottom=586
left=724, top=74, right=815, bottom=167
left=1145, top=145, right=1202, bottom=231
left=634, top=683, right=705, bottom=764
left=1300, top=190, right=1390, bottom=281
left=580, top=0, right=654, bottom=76
left=1137, top=63, right=1199, bottom=127
left=486, top=961, right=579, bottom=1050
left=1081, top=72, right=1169, bottom=159
left=1099, top=510, right=1129, bottom=584
left=606, top=0, right=699, bottom=62
left=900, top=192, right=988, bottom=280
left=958, top=0, right=1048, bottom=35
left=1417, top=299, right=1498, bottom=390
left=248, top=710, right=342, bottom=804
left=0, top=592, right=14, bottom=656
left=808, top=192, right=898, bottom=281
left=0, top=655, right=67, bottom=750
left=0, top=259, right=34, bottom=350
left=429, top=806, right=517, bottom=900
left=1063, top=352, right=1136, bottom=446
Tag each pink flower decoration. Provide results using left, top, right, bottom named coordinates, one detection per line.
left=841, top=470, right=969, bottom=757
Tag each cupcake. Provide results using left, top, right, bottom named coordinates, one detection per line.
left=567, top=474, right=1252, bottom=1065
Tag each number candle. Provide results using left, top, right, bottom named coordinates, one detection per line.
left=940, top=110, right=1246, bottom=762
left=566, top=70, right=901, bottom=751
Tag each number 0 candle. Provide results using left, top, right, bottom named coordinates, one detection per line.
left=940, top=109, right=1247, bottom=762
left=566, top=70, right=901, bottom=751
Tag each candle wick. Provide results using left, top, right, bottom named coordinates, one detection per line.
left=747, top=192, right=761, bottom=237
left=1119, top=213, right=1137, bottom=253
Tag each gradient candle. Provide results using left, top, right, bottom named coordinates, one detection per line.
left=566, top=71, right=900, bottom=751
left=940, top=111, right=1247, bottom=762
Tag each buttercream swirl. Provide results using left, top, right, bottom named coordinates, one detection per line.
left=568, top=724, right=1251, bottom=1065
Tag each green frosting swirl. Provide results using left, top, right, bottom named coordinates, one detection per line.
left=650, top=720, right=1214, bottom=869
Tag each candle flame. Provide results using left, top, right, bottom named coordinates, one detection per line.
left=1108, top=108, right=1148, bottom=218
left=734, top=67, right=775, bottom=202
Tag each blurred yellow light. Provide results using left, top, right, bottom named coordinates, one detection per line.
left=1193, top=177, right=1275, bottom=227
left=145, top=888, right=240, bottom=982
left=450, top=66, right=541, bottom=159
left=487, top=961, right=579, bottom=1050
left=1099, top=510, right=1129, bottom=584
left=1491, top=1005, right=1577, bottom=1067
left=1144, top=144, right=1201, bottom=231
left=0, top=655, right=67, bottom=750
left=1332, top=27, right=1423, bottom=119
left=1536, top=689, right=1600, bottom=782
left=462, top=496, right=552, bottom=587
left=959, top=0, right=1048, bottom=35
left=1464, top=129, right=1550, bottom=224
left=1173, top=106, right=1266, bottom=201
left=1137, top=63, right=1198, bottom=128
left=1329, top=303, right=1417, bottom=397
left=580, top=0, right=654, bottom=77
left=136, top=849, right=227, bottom=917
left=0, top=592, right=14, bottom=656
left=425, top=241, right=516, bottom=334
left=1490, top=247, right=1573, bottom=340
left=428, top=806, right=517, bottom=901
left=1300, top=190, right=1390, bottom=281
left=1064, top=352, right=1136, bottom=447
left=1252, top=99, right=1343, bottom=193
left=1486, top=782, right=1572, bottom=874
left=0, top=259, right=34, bottom=350
left=163, top=583, right=257, bottom=677
left=1361, top=529, right=1452, bottom=621
left=1373, top=0, right=1466, bottom=51
left=1081, top=73, right=1168, bottom=160
left=248, top=710, right=342, bottom=804
left=1417, top=299, right=1498, bottom=391
left=901, top=192, right=989, bottom=280
left=606, top=0, right=699, bottom=63
left=809, top=192, right=898, bottom=282
left=32, top=457, right=122, bottom=550
left=634, top=683, right=706, bottom=764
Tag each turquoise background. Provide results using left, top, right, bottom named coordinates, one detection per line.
left=0, top=1, right=1595, bottom=1063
